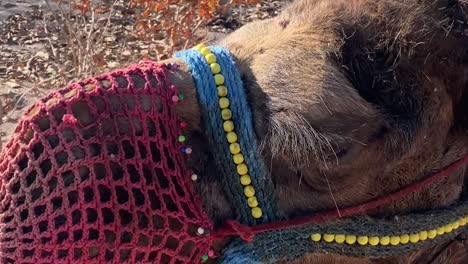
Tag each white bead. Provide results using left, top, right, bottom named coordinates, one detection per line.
left=191, top=174, right=198, bottom=181
left=197, top=227, right=205, bottom=235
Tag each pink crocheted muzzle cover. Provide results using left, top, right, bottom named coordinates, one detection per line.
left=0, top=62, right=213, bottom=263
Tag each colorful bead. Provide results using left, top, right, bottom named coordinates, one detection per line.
left=427, top=229, right=437, bottom=239
left=197, top=227, right=205, bottom=235
left=208, top=250, right=215, bottom=257
left=251, top=207, right=262, bottom=218
left=191, top=174, right=198, bottom=181
left=323, top=234, right=335, bottom=243
left=345, top=235, right=356, bottom=245
left=379, top=236, right=390, bottom=246
left=237, top=163, right=248, bottom=175
left=219, top=97, right=230, bottom=109
left=419, top=231, right=428, bottom=241
left=221, top=109, right=232, bottom=120
left=226, top=132, right=238, bottom=143
left=334, top=234, right=345, bottom=244
left=399, top=234, right=409, bottom=244
left=310, top=234, right=321, bottom=242
left=244, top=185, right=255, bottom=197
left=460, top=217, right=467, bottom=226
left=210, top=63, right=221, bottom=74
left=223, top=120, right=234, bottom=132
left=194, top=43, right=206, bottom=51
left=178, top=135, right=186, bottom=142
left=172, top=95, right=179, bottom=102
left=180, top=121, right=187, bottom=128
left=205, top=53, right=217, bottom=64
left=436, top=226, right=445, bottom=235
left=200, top=47, right=211, bottom=56
left=233, top=153, right=244, bottom=164
left=217, top=85, right=228, bottom=96
left=201, top=254, right=209, bottom=262
left=185, top=147, right=192, bottom=154
left=409, top=233, right=420, bottom=243
left=178, top=94, right=185, bottom=100
left=229, top=143, right=241, bottom=154
left=247, top=196, right=258, bottom=207
left=368, top=236, right=379, bottom=246
left=443, top=224, right=453, bottom=233
left=390, top=236, right=400, bottom=245
left=240, top=175, right=252, bottom=186
left=214, top=74, right=225, bottom=85
left=357, top=236, right=369, bottom=245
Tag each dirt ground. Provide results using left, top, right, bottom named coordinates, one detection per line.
left=0, top=0, right=289, bottom=150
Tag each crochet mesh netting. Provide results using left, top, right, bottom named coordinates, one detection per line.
left=0, top=61, right=213, bottom=263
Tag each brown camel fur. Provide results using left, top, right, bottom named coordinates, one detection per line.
left=1, top=0, right=468, bottom=263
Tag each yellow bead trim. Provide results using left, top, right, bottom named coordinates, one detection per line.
left=309, top=215, right=468, bottom=246
left=193, top=43, right=264, bottom=219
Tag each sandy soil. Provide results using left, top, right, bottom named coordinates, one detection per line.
left=0, top=0, right=289, bottom=150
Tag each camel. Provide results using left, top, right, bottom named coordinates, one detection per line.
left=0, top=0, right=467, bottom=263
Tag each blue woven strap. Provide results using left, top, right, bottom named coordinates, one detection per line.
left=174, top=47, right=282, bottom=225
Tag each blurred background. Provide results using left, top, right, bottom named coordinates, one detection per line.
left=0, top=0, right=290, bottom=150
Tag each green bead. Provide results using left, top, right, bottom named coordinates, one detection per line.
left=201, top=254, right=209, bottom=261
left=178, top=135, right=186, bottom=142
left=178, top=94, right=185, bottom=100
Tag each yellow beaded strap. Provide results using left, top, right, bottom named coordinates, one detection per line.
left=193, top=43, right=263, bottom=219
left=310, top=215, right=468, bottom=246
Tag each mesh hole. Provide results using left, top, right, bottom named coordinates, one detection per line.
left=148, top=251, right=157, bottom=261
left=148, top=190, right=161, bottom=210
left=137, top=211, right=148, bottom=228
left=23, top=249, right=35, bottom=257
left=46, top=134, right=60, bottom=149
left=31, top=187, right=43, bottom=201
left=158, top=119, right=168, bottom=140
left=137, top=235, right=149, bottom=246
left=116, top=76, right=129, bottom=89
left=110, top=162, right=124, bottom=181
left=102, top=208, right=114, bottom=224
left=68, top=191, right=78, bottom=206
left=119, top=249, right=131, bottom=261
left=132, top=117, right=143, bottom=136
left=180, top=241, right=195, bottom=257
left=131, top=73, right=146, bottom=89
left=163, top=194, right=178, bottom=212
left=140, top=94, right=152, bottom=112
left=41, top=250, right=52, bottom=258
left=119, top=210, right=132, bottom=226
left=135, top=252, right=145, bottom=262
left=117, top=117, right=130, bottom=135
left=62, top=170, right=74, bottom=187
left=161, top=253, right=171, bottom=264
left=99, top=79, right=112, bottom=89
left=106, top=142, right=119, bottom=156
left=18, top=157, right=28, bottom=171
left=57, top=231, right=68, bottom=243
left=58, top=249, right=68, bottom=259
left=15, top=196, right=25, bottom=206
left=90, top=95, right=106, bottom=113
left=127, top=164, right=140, bottom=183
left=102, top=119, right=116, bottom=136
left=41, top=237, right=52, bottom=244
left=172, top=176, right=185, bottom=197
left=34, top=205, right=46, bottom=217
left=182, top=203, right=196, bottom=219
left=137, top=141, right=147, bottom=159
left=86, top=208, right=98, bottom=223
left=10, top=181, right=20, bottom=194
left=32, top=142, right=44, bottom=159
left=52, top=107, right=66, bottom=124
left=165, top=236, right=179, bottom=251
left=62, top=128, right=76, bottom=143
left=74, top=248, right=83, bottom=259
left=132, top=188, right=145, bottom=206
left=71, top=146, right=86, bottom=160
left=48, top=176, right=57, bottom=193
left=36, top=115, right=50, bottom=132
left=4, top=215, right=13, bottom=223
left=149, top=142, right=161, bottom=162
left=55, top=151, right=68, bottom=167
left=164, top=147, right=175, bottom=170
left=26, top=171, right=37, bottom=187
left=89, top=143, right=101, bottom=157
left=20, top=209, right=28, bottom=222
left=168, top=217, right=183, bottom=232
left=54, top=215, right=66, bottom=228
left=21, top=238, right=33, bottom=244
left=105, top=249, right=115, bottom=261
left=152, top=215, right=164, bottom=230
left=122, top=140, right=135, bottom=159
left=81, top=126, right=98, bottom=140
left=123, top=94, right=136, bottom=111
left=109, top=95, right=122, bottom=112
left=71, top=101, right=95, bottom=127
left=22, top=226, right=32, bottom=234
left=146, top=118, right=156, bottom=137
left=98, top=185, right=111, bottom=202
left=52, top=197, right=62, bottom=211
left=120, top=232, right=132, bottom=244
left=84, top=187, right=94, bottom=203
left=155, top=167, right=169, bottom=188
left=105, top=230, right=116, bottom=243
left=116, top=186, right=129, bottom=204
left=79, top=166, right=90, bottom=181
left=89, top=229, right=99, bottom=240
left=143, top=166, right=153, bottom=184
left=94, top=163, right=106, bottom=180
left=72, top=209, right=82, bottom=225
left=40, top=159, right=52, bottom=177
left=73, top=230, right=83, bottom=241
left=88, top=247, right=99, bottom=259
left=38, top=221, right=48, bottom=233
